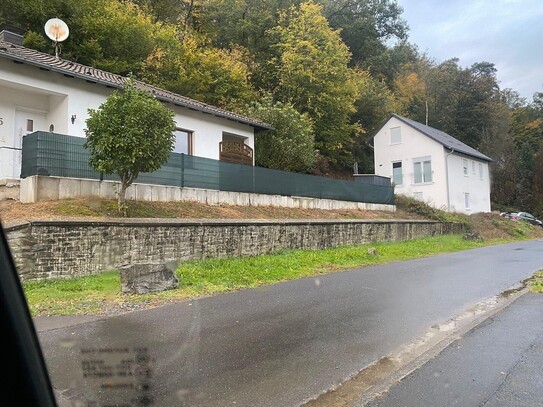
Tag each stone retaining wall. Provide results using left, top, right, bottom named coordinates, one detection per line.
left=5, top=219, right=464, bottom=282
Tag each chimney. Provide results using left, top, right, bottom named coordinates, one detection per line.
left=0, top=30, right=23, bottom=46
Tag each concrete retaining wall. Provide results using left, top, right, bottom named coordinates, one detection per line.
left=19, top=176, right=395, bottom=211
left=5, top=219, right=464, bottom=282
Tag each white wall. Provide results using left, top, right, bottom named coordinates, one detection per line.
left=0, top=57, right=256, bottom=179
left=446, top=153, right=491, bottom=213
left=168, top=107, right=254, bottom=160
left=374, top=116, right=449, bottom=209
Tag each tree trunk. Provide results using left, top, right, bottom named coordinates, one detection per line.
left=118, top=181, right=128, bottom=217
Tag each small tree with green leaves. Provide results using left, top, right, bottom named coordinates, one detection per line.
left=85, top=79, right=176, bottom=215
left=244, top=96, right=317, bottom=172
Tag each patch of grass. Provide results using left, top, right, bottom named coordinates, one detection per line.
left=24, top=271, right=120, bottom=316
left=24, top=235, right=501, bottom=316
left=176, top=234, right=487, bottom=295
left=528, top=271, right=543, bottom=293
left=395, top=195, right=469, bottom=225
left=55, top=200, right=101, bottom=217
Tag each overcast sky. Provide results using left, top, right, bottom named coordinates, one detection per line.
left=396, top=0, right=543, bottom=100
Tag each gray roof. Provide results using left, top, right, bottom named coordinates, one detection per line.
left=0, top=40, right=273, bottom=132
left=391, top=114, right=492, bottom=162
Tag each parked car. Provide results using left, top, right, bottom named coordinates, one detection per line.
left=509, top=212, right=543, bottom=227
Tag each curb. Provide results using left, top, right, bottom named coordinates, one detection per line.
left=301, top=281, right=529, bottom=407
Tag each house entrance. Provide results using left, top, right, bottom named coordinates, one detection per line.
left=11, top=109, right=47, bottom=179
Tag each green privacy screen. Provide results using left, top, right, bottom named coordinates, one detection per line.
left=21, top=132, right=394, bottom=205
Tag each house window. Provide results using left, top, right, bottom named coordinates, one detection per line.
left=173, top=129, right=193, bottom=155
left=27, top=119, right=34, bottom=132
left=463, top=159, right=468, bottom=176
left=414, top=158, right=432, bottom=183
left=479, top=163, right=483, bottom=179
left=390, top=126, right=401, bottom=144
left=464, top=192, right=470, bottom=210
left=472, top=161, right=476, bottom=174
left=392, top=161, right=403, bottom=186
left=413, top=192, right=423, bottom=201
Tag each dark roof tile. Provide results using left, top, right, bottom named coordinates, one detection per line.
left=391, top=114, right=492, bottom=162
left=0, top=40, right=272, bottom=131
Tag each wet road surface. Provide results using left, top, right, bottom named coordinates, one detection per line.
left=36, top=239, right=543, bottom=406
left=367, top=293, right=543, bottom=407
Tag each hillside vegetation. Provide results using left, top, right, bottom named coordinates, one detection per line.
left=1, top=0, right=542, bottom=215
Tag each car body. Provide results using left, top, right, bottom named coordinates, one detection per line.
left=509, top=212, right=543, bottom=226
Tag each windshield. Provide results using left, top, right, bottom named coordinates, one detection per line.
left=2, top=1, right=543, bottom=406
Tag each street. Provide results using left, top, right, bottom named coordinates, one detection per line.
left=367, top=293, right=543, bottom=407
left=36, top=239, right=543, bottom=406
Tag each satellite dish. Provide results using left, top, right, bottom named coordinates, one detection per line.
left=44, top=18, right=69, bottom=58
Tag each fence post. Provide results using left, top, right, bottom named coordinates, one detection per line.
left=180, top=153, right=185, bottom=188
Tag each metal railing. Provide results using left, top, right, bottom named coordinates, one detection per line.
left=21, top=132, right=394, bottom=205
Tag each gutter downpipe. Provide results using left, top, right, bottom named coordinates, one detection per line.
left=445, top=147, right=455, bottom=211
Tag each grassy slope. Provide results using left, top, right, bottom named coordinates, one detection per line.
left=17, top=195, right=543, bottom=316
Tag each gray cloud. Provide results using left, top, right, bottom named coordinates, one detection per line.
left=397, top=0, right=543, bottom=99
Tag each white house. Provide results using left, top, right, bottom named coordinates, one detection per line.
left=373, top=114, right=492, bottom=214
left=0, top=31, right=271, bottom=183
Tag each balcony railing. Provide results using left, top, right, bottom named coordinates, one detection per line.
left=219, top=141, right=253, bottom=166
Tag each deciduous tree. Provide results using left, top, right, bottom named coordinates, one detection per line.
left=244, top=96, right=318, bottom=172
left=271, top=1, right=361, bottom=166
left=85, top=79, right=176, bottom=214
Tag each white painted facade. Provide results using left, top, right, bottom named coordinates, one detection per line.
left=0, top=57, right=255, bottom=181
left=374, top=116, right=491, bottom=214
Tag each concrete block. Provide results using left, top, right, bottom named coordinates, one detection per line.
left=151, top=185, right=168, bottom=202
left=168, top=187, right=182, bottom=202
left=37, top=176, right=60, bottom=201
left=205, top=190, right=220, bottom=205
left=180, top=187, right=199, bottom=203
left=19, top=176, right=37, bottom=203
left=135, top=184, right=152, bottom=202
left=125, top=185, right=136, bottom=200
left=80, top=179, right=101, bottom=198
left=58, top=178, right=81, bottom=199
left=99, top=181, right=117, bottom=199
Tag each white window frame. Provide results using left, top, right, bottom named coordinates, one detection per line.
left=392, top=161, right=403, bottom=186
left=472, top=161, right=476, bottom=174
left=464, top=192, right=471, bottom=211
left=479, top=163, right=483, bottom=180
left=390, top=126, right=401, bottom=145
left=413, top=157, right=432, bottom=184
left=463, top=159, right=468, bottom=176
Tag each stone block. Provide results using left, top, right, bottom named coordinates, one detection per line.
left=58, top=178, right=82, bottom=199
left=120, top=263, right=179, bottom=294
left=37, top=176, right=60, bottom=201
left=80, top=179, right=101, bottom=198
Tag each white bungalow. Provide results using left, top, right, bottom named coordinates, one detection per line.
left=0, top=31, right=271, bottom=183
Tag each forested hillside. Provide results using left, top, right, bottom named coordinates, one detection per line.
left=1, top=0, right=542, bottom=214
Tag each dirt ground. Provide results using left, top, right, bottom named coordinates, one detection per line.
left=0, top=196, right=420, bottom=225
left=2, top=192, right=541, bottom=242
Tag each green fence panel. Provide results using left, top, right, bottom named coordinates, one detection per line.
left=21, top=132, right=394, bottom=205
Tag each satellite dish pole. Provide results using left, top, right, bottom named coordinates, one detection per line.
left=44, top=18, right=69, bottom=59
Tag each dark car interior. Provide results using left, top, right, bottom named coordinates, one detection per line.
left=0, top=226, right=57, bottom=406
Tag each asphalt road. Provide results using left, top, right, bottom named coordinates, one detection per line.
left=367, top=293, right=543, bottom=407
left=36, top=239, right=543, bottom=407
